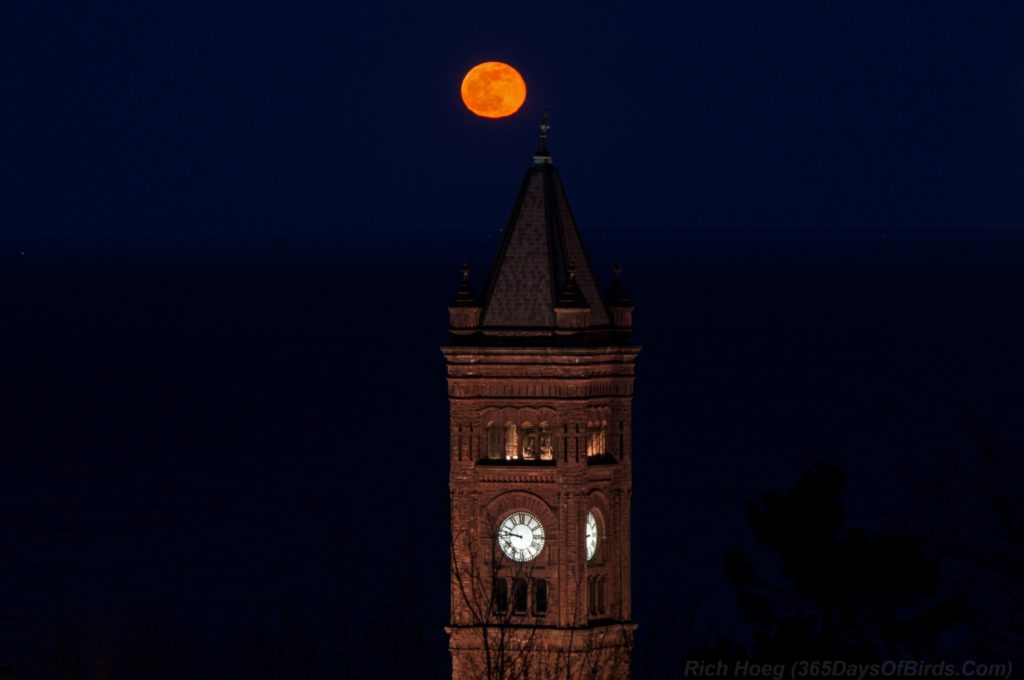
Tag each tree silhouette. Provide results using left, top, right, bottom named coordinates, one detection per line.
left=913, top=417, right=1024, bottom=659
left=723, top=464, right=961, bottom=661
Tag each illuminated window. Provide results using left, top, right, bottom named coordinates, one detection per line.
left=587, top=421, right=608, bottom=457
left=521, top=423, right=538, bottom=460
left=493, top=578, right=508, bottom=615
left=484, top=421, right=556, bottom=462
left=513, top=578, right=528, bottom=615
left=487, top=425, right=504, bottom=460
left=505, top=423, right=519, bottom=460
left=533, top=578, right=548, bottom=615
left=539, top=424, right=553, bottom=460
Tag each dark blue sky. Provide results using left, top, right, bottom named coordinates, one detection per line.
left=4, top=2, right=1024, bottom=676
left=7, top=1, right=1024, bottom=246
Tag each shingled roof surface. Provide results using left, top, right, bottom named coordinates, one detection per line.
left=479, top=162, right=610, bottom=329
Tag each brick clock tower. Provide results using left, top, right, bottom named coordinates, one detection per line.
left=443, top=118, right=639, bottom=680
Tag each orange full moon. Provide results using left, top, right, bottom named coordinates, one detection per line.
left=461, top=62, right=527, bottom=118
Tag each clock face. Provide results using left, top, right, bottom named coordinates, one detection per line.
left=586, top=511, right=598, bottom=561
left=498, top=511, right=545, bottom=562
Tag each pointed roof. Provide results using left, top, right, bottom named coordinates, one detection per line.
left=478, top=116, right=610, bottom=331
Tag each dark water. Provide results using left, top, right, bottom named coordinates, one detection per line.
left=3, top=228, right=1023, bottom=676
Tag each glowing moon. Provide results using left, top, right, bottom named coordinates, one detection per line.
left=461, top=62, right=527, bottom=119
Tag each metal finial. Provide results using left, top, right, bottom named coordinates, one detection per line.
left=534, top=109, right=552, bottom=163
left=461, top=261, right=470, bottom=281
left=612, top=263, right=622, bottom=280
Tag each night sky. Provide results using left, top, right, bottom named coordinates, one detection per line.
left=5, top=1, right=1024, bottom=677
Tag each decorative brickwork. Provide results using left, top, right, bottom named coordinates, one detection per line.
left=443, top=132, right=639, bottom=679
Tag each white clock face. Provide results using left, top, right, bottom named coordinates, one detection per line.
left=498, top=511, right=545, bottom=562
left=586, top=511, right=598, bottom=561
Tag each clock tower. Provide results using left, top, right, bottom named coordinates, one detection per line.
left=444, top=117, right=639, bottom=680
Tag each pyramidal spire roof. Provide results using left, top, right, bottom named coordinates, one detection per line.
left=477, top=113, right=611, bottom=331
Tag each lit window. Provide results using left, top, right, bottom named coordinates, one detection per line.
left=487, top=425, right=504, bottom=460
left=485, top=422, right=556, bottom=462
left=521, top=422, right=538, bottom=460
left=505, top=423, right=519, bottom=460
left=539, top=424, right=553, bottom=460
left=587, top=421, right=608, bottom=457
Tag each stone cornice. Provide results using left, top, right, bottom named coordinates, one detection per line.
left=447, top=380, right=634, bottom=400
left=442, top=345, right=640, bottom=362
